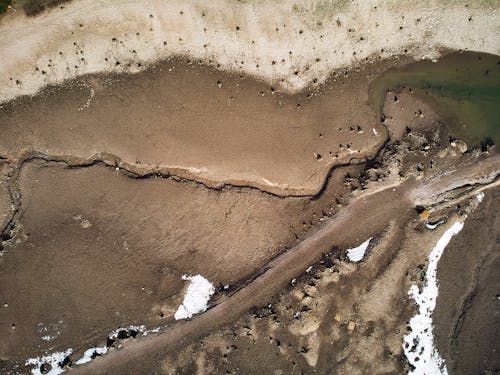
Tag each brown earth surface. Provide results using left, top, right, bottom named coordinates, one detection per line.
left=434, top=189, right=500, bottom=375
left=0, top=54, right=499, bottom=375
left=0, top=161, right=11, bottom=226
left=0, top=58, right=387, bottom=196
left=0, top=156, right=359, bottom=366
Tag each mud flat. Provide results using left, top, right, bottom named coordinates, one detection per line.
left=66, top=130, right=499, bottom=375
left=433, top=190, right=500, bottom=375
left=1, top=55, right=498, bottom=373
left=0, top=1, right=499, bottom=374
left=0, top=115, right=364, bottom=370
left=0, top=58, right=386, bottom=195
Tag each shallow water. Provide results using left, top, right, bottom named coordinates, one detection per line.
left=370, top=52, right=500, bottom=147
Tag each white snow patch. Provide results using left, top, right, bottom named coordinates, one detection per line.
left=425, top=220, right=445, bottom=230
left=25, top=324, right=164, bottom=373
left=74, top=346, right=108, bottom=365
left=476, top=192, right=485, bottom=203
left=25, top=349, right=72, bottom=375
left=346, top=238, right=372, bottom=262
left=37, top=321, right=62, bottom=342
left=174, top=274, right=215, bottom=320
left=262, top=177, right=277, bottom=187
left=403, top=221, right=464, bottom=375
left=108, top=325, right=146, bottom=339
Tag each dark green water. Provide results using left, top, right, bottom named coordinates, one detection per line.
left=369, top=52, right=500, bottom=147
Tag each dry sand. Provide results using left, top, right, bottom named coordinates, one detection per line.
left=0, top=0, right=499, bottom=102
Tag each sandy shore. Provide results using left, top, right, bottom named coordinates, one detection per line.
left=0, top=0, right=499, bottom=103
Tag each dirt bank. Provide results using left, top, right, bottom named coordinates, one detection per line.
left=0, top=58, right=387, bottom=195
left=434, top=189, right=500, bottom=375
left=1, top=63, right=498, bottom=373
left=68, top=141, right=499, bottom=375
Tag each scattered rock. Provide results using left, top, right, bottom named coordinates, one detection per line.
left=450, top=139, right=468, bottom=153
left=347, top=321, right=356, bottom=331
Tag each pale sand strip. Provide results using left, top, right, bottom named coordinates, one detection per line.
left=0, top=0, right=499, bottom=103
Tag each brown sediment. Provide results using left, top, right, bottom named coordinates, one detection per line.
left=0, top=161, right=12, bottom=232
left=0, top=57, right=389, bottom=196
left=433, top=189, right=500, bottom=375
left=0, top=154, right=360, bottom=365
left=1, top=51, right=499, bottom=375
left=68, top=152, right=499, bottom=375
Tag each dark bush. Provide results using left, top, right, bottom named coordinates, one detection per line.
left=0, top=0, right=12, bottom=14
left=22, top=0, right=70, bottom=16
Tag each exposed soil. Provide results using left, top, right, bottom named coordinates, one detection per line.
left=0, top=57, right=386, bottom=195
left=0, top=157, right=361, bottom=367
left=0, top=161, right=11, bottom=226
left=434, top=189, right=500, bottom=375
left=0, top=52, right=499, bottom=375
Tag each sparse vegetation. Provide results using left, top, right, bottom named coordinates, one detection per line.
left=2, top=0, right=70, bottom=16
left=0, top=0, right=12, bottom=14
left=22, top=0, right=69, bottom=15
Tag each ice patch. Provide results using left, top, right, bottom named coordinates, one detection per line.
left=425, top=220, right=445, bottom=230
left=108, top=325, right=146, bottom=339
left=25, top=349, right=72, bottom=375
left=37, top=321, right=62, bottom=342
left=403, top=221, right=464, bottom=375
left=174, top=274, right=215, bottom=320
left=74, top=346, right=108, bottom=365
left=346, top=238, right=372, bottom=262
left=24, top=324, right=163, bottom=373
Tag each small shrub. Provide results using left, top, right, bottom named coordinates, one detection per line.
left=0, top=0, right=12, bottom=14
